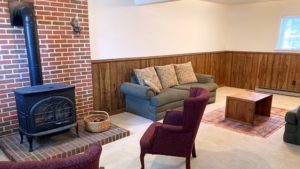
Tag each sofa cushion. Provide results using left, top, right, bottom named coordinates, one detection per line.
left=150, top=88, right=189, bottom=107
left=174, top=62, right=197, bottom=84
left=172, top=83, right=218, bottom=92
left=144, top=79, right=161, bottom=93
left=134, top=67, right=162, bottom=89
left=155, top=64, right=179, bottom=89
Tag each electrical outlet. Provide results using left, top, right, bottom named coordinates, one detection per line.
left=292, top=80, right=296, bottom=86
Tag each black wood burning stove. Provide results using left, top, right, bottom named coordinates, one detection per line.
left=14, top=84, right=78, bottom=152
left=9, top=1, right=79, bottom=152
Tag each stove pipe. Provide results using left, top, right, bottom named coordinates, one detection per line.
left=9, top=1, right=43, bottom=86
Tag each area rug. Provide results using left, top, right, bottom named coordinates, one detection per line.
left=0, top=121, right=130, bottom=162
left=202, top=107, right=287, bottom=138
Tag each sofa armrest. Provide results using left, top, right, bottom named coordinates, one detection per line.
left=195, top=73, right=215, bottom=83
left=297, top=107, right=300, bottom=120
left=120, top=82, right=156, bottom=99
left=285, top=108, right=299, bottom=124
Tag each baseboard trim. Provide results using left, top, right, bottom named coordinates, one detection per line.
left=255, top=87, right=300, bottom=97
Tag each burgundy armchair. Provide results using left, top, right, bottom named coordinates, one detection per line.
left=0, top=144, right=102, bottom=169
left=140, top=87, right=210, bottom=169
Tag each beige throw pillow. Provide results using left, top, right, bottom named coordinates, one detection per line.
left=155, top=64, right=179, bottom=89
left=134, top=67, right=162, bottom=89
left=174, top=62, right=197, bottom=84
left=144, top=80, right=161, bottom=93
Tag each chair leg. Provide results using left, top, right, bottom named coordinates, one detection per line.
left=140, top=152, right=145, bottom=169
left=192, top=144, right=196, bottom=158
left=186, top=157, right=191, bottom=169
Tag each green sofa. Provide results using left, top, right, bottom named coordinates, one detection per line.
left=120, top=73, right=218, bottom=121
left=284, top=107, right=300, bottom=145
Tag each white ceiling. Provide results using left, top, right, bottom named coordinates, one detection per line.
left=201, top=0, right=280, bottom=5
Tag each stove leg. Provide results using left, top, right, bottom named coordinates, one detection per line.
left=76, top=123, right=80, bottom=137
left=19, top=130, right=23, bottom=144
left=26, top=136, right=33, bottom=152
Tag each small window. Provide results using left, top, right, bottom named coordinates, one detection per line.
left=277, top=16, right=300, bottom=51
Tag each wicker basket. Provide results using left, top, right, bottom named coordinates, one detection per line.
left=84, top=111, right=110, bottom=133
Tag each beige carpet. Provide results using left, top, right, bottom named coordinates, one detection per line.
left=1, top=87, right=300, bottom=169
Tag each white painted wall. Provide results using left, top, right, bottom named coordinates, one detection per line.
left=134, top=0, right=178, bottom=5
left=226, top=0, right=300, bottom=52
left=88, top=0, right=300, bottom=60
left=88, top=0, right=228, bottom=60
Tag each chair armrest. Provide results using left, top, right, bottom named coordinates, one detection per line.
left=0, top=162, right=13, bottom=169
left=160, top=124, right=184, bottom=133
left=141, top=123, right=183, bottom=149
left=120, top=82, right=156, bottom=99
left=195, top=73, right=214, bottom=83
left=163, top=110, right=183, bottom=126
left=0, top=144, right=102, bottom=169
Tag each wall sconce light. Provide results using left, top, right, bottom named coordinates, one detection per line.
left=71, top=16, right=81, bottom=34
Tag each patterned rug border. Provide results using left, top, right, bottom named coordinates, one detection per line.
left=202, top=107, right=288, bottom=138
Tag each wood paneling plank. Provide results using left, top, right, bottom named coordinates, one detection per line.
left=92, top=63, right=111, bottom=113
left=295, top=56, right=300, bottom=91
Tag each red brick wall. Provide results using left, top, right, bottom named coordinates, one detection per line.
left=0, top=0, right=93, bottom=136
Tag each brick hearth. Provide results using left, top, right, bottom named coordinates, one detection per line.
left=0, top=122, right=130, bottom=162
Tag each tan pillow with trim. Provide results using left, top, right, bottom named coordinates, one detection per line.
left=134, top=67, right=162, bottom=89
left=144, top=79, right=161, bottom=93
left=174, top=62, right=197, bottom=84
left=155, top=64, right=179, bottom=89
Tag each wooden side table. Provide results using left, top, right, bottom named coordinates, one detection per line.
left=225, top=91, right=273, bottom=126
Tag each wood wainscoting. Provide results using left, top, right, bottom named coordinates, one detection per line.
left=225, top=51, right=300, bottom=92
left=92, top=51, right=300, bottom=115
